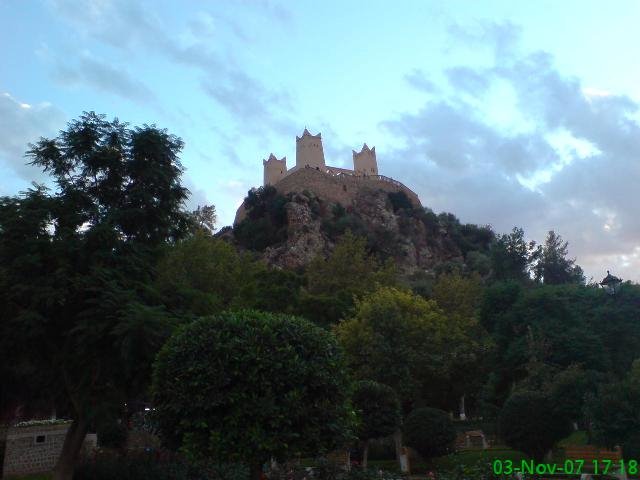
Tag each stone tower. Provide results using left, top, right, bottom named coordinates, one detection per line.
left=353, top=143, right=378, bottom=176
left=296, top=128, right=325, bottom=170
left=263, top=153, right=287, bottom=186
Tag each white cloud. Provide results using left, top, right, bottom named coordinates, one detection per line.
left=383, top=22, right=640, bottom=282
left=0, top=93, right=66, bottom=183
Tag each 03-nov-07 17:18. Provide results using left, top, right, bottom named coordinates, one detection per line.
left=492, top=459, right=639, bottom=475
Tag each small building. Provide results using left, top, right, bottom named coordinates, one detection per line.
left=2, top=421, right=71, bottom=477
left=1, top=420, right=96, bottom=477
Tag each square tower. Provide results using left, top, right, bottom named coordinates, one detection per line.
left=296, top=128, right=326, bottom=170
left=353, top=143, right=378, bottom=176
left=263, top=153, right=287, bottom=186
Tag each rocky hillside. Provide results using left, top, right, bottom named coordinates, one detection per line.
left=222, top=185, right=494, bottom=278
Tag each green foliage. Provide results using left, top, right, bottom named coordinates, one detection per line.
left=587, top=361, right=640, bottom=451
left=156, top=231, right=303, bottom=317
left=0, top=112, right=190, bottom=474
left=301, top=231, right=396, bottom=326
left=499, top=391, right=571, bottom=461
left=403, top=407, right=455, bottom=459
left=387, top=191, right=414, bottom=213
left=432, top=272, right=483, bottom=319
left=152, top=310, right=354, bottom=470
left=74, top=452, right=245, bottom=480
left=547, top=365, right=598, bottom=426
left=436, top=213, right=494, bottom=256
left=188, top=205, right=217, bottom=235
left=352, top=381, right=401, bottom=442
left=321, top=211, right=368, bottom=240
left=335, top=286, right=476, bottom=412
left=490, top=227, right=539, bottom=282
left=534, top=230, right=585, bottom=285
left=234, top=186, right=288, bottom=251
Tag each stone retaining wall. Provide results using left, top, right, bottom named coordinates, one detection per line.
left=2, top=423, right=70, bottom=477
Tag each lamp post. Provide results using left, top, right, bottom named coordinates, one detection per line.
left=600, top=270, right=623, bottom=295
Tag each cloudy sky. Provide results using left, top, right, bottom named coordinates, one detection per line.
left=2, top=0, right=639, bottom=282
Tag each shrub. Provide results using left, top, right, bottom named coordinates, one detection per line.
left=499, top=390, right=571, bottom=461
left=403, top=407, right=455, bottom=459
left=234, top=186, right=288, bottom=251
left=388, top=191, right=414, bottom=213
left=152, top=310, right=354, bottom=480
left=75, top=451, right=249, bottom=480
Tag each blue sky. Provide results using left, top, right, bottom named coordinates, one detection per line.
left=2, top=0, right=640, bottom=282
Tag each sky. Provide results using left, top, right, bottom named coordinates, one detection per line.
left=1, top=0, right=640, bottom=283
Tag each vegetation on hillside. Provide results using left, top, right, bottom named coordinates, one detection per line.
left=3, top=112, right=640, bottom=479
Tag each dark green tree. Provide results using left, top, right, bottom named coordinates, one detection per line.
left=403, top=407, right=455, bottom=459
left=0, top=112, right=190, bottom=480
left=499, top=391, right=571, bottom=461
left=490, top=227, right=540, bottom=282
left=352, top=380, right=401, bottom=469
left=588, top=360, right=640, bottom=451
left=188, top=204, right=217, bottom=235
left=300, top=231, right=396, bottom=326
left=152, top=310, right=354, bottom=480
left=534, top=230, right=585, bottom=285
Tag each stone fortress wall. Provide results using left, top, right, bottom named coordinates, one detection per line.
left=235, top=129, right=421, bottom=224
left=274, top=167, right=421, bottom=209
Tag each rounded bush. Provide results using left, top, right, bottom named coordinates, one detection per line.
left=152, top=310, right=353, bottom=473
left=403, top=407, right=455, bottom=459
left=499, top=390, right=571, bottom=461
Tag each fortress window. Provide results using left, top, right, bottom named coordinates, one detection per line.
left=343, top=185, right=347, bottom=192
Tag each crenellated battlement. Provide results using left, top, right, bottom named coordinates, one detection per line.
left=263, top=129, right=383, bottom=186
left=237, top=130, right=421, bottom=225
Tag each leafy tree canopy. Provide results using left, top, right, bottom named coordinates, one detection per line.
left=152, top=310, right=354, bottom=480
left=300, top=231, right=397, bottom=327
left=0, top=111, right=190, bottom=480
left=403, top=407, right=455, bottom=459
left=499, top=390, right=572, bottom=461
left=335, top=286, right=477, bottom=412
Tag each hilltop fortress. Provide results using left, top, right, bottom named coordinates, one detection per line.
left=234, top=129, right=421, bottom=224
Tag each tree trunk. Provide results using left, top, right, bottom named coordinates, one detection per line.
left=393, top=429, right=403, bottom=470
left=362, top=439, right=370, bottom=470
left=459, top=394, right=467, bottom=420
left=53, top=417, right=89, bottom=480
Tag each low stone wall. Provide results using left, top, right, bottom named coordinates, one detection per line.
left=275, top=168, right=422, bottom=210
left=2, top=422, right=71, bottom=477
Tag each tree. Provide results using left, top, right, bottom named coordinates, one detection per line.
left=334, top=286, right=450, bottom=411
left=587, top=360, right=640, bottom=450
left=300, top=231, right=396, bottom=326
left=188, top=204, right=217, bottom=235
left=0, top=112, right=190, bottom=480
left=233, top=186, right=288, bottom=251
left=534, top=231, right=585, bottom=285
left=152, top=310, right=354, bottom=480
left=490, top=227, right=540, bottom=282
left=155, top=231, right=258, bottom=316
left=403, top=408, right=455, bottom=459
left=431, top=272, right=492, bottom=418
left=499, top=391, right=571, bottom=461
left=352, top=381, right=401, bottom=469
